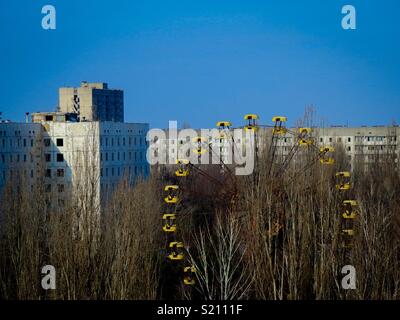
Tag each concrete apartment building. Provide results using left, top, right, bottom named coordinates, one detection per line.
left=0, top=82, right=149, bottom=208
left=152, top=125, right=400, bottom=170
left=59, top=81, right=124, bottom=122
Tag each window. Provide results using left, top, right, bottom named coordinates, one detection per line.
left=56, top=138, right=63, bottom=147
left=57, top=184, right=65, bottom=193
left=45, top=153, right=51, bottom=162
left=45, top=169, right=52, bottom=177
left=57, top=169, right=64, bottom=177
left=348, top=137, right=351, bottom=142
left=45, top=184, right=52, bottom=193
left=56, top=153, right=64, bottom=162
left=44, top=139, right=51, bottom=147
left=45, top=115, right=53, bottom=121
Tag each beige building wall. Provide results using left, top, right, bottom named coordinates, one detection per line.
left=59, top=82, right=124, bottom=122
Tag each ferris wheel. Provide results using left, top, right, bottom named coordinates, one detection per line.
left=159, top=114, right=357, bottom=298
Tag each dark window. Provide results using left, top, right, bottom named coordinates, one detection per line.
left=45, top=115, right=53, bottom=121
left=56, top=138, right=63, bottom=147
left=56, top=153, right=64, bottom=162
left=57, top=169, right=64, bottom=177
left=44, top=139, right=51, bottom=147
left=45, top=153, right=51, bottom=162
left=45, top=169, right=51, bottom=177
left=57, top=184, right=64, bottom=193
left=45, top=184, right=52, bottom=193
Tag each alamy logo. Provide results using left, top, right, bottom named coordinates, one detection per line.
left=146, top=121, right=256, bottom=176
left=341, top=265, right=356, bottom=290
left=41, top=265, right=56, bottom=290
left=341, top=5, right=356, bottom=30
left=41, top=5, right=56, bottom=30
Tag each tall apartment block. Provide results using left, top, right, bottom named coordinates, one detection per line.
left=0, top=82, right=148, bottom=209
left=59, top=81, right=124, bottom=122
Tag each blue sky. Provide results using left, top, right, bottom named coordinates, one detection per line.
left=0, top=0, right=399, bottom=128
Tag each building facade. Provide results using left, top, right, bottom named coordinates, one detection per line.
left=150, top=126, right=400, bottom=170
left=59, top=81, right=124, bottom=122
left=1, top=81, right=148, bottom=210
left=0, top=118, right=149, bottom=206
